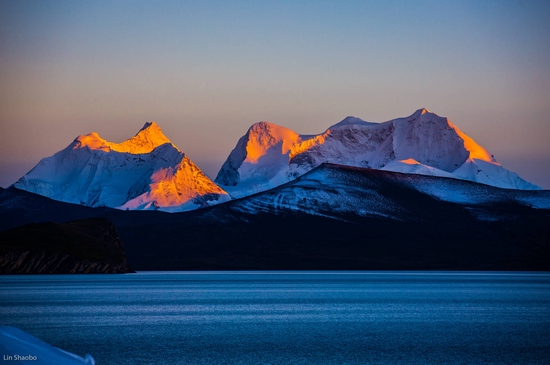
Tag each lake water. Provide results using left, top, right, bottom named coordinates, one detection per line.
left=1, top=272, right=549, bottom=365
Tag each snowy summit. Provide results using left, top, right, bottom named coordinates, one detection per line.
left=215, top=109, right=540, bottom=197
left=13, top=110, right=541, bottom=212
left=14, top=122, right=230, bottom=212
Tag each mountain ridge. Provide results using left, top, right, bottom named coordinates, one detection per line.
left=2, top=164, right=548, bottom=271
left=14, top=122, right=230, bottom=211
left=216, top=109, right=539, bottom=197
left=11, top=109, right=542, bottom=212
left=74, top=121, right=176, bottom=154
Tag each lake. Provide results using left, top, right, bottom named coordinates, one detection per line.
left=1, top=271, right=549, bottom=364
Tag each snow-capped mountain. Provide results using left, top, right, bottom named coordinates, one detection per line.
left=230, top=163, right=550, bottom=220
left=14, top=122, right=230, bottom=212
left=2, top=163, right=549, bottom=270
left=215, top=109, right=540, bottom=197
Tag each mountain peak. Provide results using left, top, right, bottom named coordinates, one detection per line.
left=74, top=122, right=176, bottom=154
left=248, top=121, right=287, bottom=132
left=245, top=121, right=300, bottom=144
left=244, top=121, right=301, bottom=163
left=410, top=108, right=432, bottom=118
left=139, top=121, right=160, bottom=132
left=216, top=110, right=540, bottom=194
left=400, top=109, right=494, bottom=163
left=74, top=132, right=110, bottom=152
left=125, top=121, right=175, bottom=153
left=133, top=120, right=169, bottom=140
left=15, top=122, right=230, bottom=211
left=331, top=116, right=372, bottom=128
left=343, top=116, right=365, bottom=122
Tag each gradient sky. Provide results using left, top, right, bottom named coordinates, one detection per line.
left=1, top=0, right=549, bottom=188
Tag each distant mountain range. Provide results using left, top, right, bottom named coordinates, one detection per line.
left=216, top=108, right=539, bottom=198
left=3, top=109, right=549, bottom=272
left=1, top=163, right=549, bottom=270
left=13, top=109, right=540, bottom=212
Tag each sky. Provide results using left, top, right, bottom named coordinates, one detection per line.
left=1, top=0, right=549, bottom=188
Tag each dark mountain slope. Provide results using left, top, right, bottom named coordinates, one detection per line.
left=109, top=165, right=550, bottom=270
left=1, top=165, right=549, bottom=271
left=0, top=186, right=113, bottom=231
left=0, top=218, right=133, bottom=274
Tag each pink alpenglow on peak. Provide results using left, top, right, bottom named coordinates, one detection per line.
left=215, top=109, right=540, bottom=198
left=74, top=121, right=175, bottom=154
left=14, top=122, right=230, bottom=212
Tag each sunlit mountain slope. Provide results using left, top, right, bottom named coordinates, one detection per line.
left=14, top=122, right=230, bottom=211
left=216, top=109, right=539, bottom=197
left=3, top=163, right=548, bottom=270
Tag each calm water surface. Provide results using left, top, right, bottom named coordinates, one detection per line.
left=1, top=271, right=549, bottom=365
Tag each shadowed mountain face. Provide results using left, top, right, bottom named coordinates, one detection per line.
left=12, top=109, right=539, bottom=218
left=0, top=218, right=133, bottom=274
left=216, top=109, right=539, bottom=198
left=13, top=122, right=230, bottom=212
left=1, top=164, right=549, bottom=271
